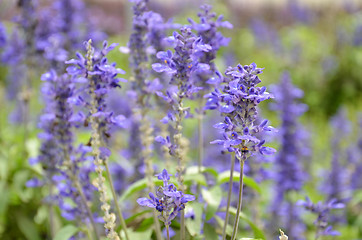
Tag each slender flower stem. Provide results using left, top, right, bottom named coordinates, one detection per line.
left=196, top=99, right=204, bottom=198
left=104, top=161, right=130, bottom=240
left=63, top=146, right=99, bottom=239
left=139, top=105, right=163, bottom=240
left=74, top=180, right=99, bottom=240
left=48, top=185, right=55, bottom=239
left=222, top=152, right=236, bottom=240
left=173, top=92, right=186, bottom=240
left=231, top=159, right=245, bottom=240
left=166, top=224, right=170, bottom=240
left=86, top=40, right=120, bottom=240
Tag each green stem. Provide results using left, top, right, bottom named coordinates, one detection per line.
left=74, top=180, right=99, bottom=240
left=166, top=224, right=170, bottom=240
left=181, top=211, right=185, bottom=240
left=222, top=152, right=236, bottom=240
left=197, top=106, right=204, bottom=199
left=49, top=185, right=55, bottom=239
left=152, top=211, right=163, bottom=240
left=104, top=161, right=130, bottom=240
left=230, top=159, right=245, bottom=240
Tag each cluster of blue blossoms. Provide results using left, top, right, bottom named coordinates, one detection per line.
left=206, top=63, right=276, bottom=160
left=137, top=169, right=195, bottom=225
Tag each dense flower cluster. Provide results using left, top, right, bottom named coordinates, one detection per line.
left=154, top=27, right=212, bottom=142
left=66, top=40, right=126, bottom=133
left=298, top=197, right=345, bottom=238
left=188, top=4, right=232, bottom=72
left=27, top=70, right=98, bottom=225
left=66, top=40, right=128, bottom=240
left=207, top=63, right=276, bottom=160
left=137, top=169, right=195, bottom=225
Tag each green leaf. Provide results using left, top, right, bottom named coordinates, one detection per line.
left=202, top=186, right=223, bottom=221
left=223, top=207, right=266, bottom=239
left=136, top=217, right=154, bottom=232
left=214, top=215, right=233, bottom=236
left=119, top=178, right=163, bottom=202
left=186, top=166, right=219, bottom=177
left=54, top=225, right=78, bottom=240
left=186, top=202, right=203, bottom=236
left=239, top=238, right=263, bottom=240
left=124, top=229, right=153, bottom=240
left=217, top=171, right=262, bottom=194
left=204, top=223, right=218, bottom=240
left=17, top=214, right=41, bottom=240
left=184, top=173, right=207, bottom=186
left=125, top=209, right=151, bottom=224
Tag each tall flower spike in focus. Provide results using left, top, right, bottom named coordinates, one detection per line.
left=153, top=26, right=211, bottom=240
left=66, top=39, right=128, bottom=240
left=137, top=169, right=195, bottom=240
left=206, top=63, right=276, bottom=240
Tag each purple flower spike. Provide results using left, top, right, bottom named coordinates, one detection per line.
left=207, top=63, right=275, bottom=160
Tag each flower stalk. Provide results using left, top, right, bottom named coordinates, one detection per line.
left=222, top=152, right=236, bottom=240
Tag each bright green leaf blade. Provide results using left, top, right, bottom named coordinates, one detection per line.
left=119, top=178, right=163, bottom=202
left=17, top=214, right=42, bottom=240
left=215, top=215, right=233, bottom=236
left=54, top=225, right=78, bottom=240
left=123, top=229, right=153, bottom=240
left=184, top=173, right=207, bottom=186
left=239, top=238, right=263, bottom=240
left=202, top=186, right=223, bottom=221
left=186, top=202, right=203, bottom=236
left=125, top=209, right=151, bottom=224
left=186, top=166, right=219, bottom=177
left=221, top=206, right=266, bottom=239
left=217, top=171, right=262, bottom=194
left=204, top=223, right=219, bottom=240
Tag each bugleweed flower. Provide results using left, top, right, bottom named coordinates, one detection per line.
left=269, top=72, right=308, bottom=239
left=27, top=70, right=99, bottom=237
left=66, top=40, right=127, bottom=240
left=154, top=27, right=210, bottom=239
left=154, top=27, right=211, bottom=182
left=208, top=63, right=276, bottom=159
left=298, top=197, right=345, bottom=238
left=206, top=63, right=276, bottom=240
left=137, top=169, right=195, bottom=225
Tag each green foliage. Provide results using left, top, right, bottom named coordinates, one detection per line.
left=53, top=225, right=78, bottom=240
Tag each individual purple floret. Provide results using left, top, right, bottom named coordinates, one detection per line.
left=298, top=197, right=345, bottom=239
left=207, top=63, right=276, bottom=160
left=137, top=169, right=195, bottom=225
